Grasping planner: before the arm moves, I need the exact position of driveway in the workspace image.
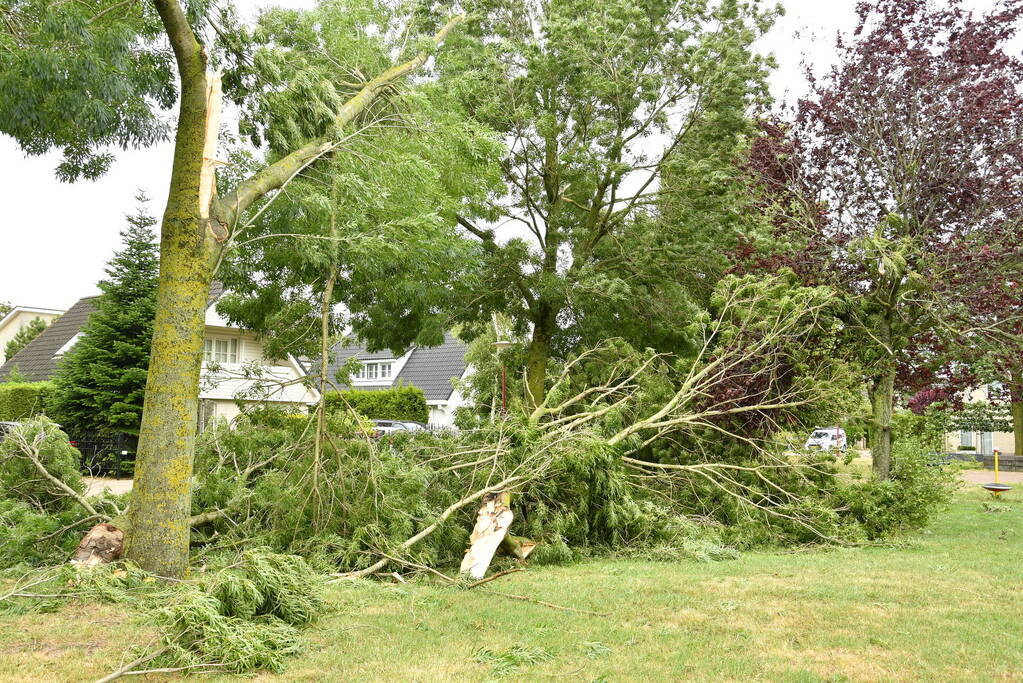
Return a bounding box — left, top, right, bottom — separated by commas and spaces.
959, 469, 1023, 484
84, 477, 133, 496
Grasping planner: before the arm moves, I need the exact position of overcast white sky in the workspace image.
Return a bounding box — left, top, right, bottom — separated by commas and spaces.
0, 0, 1009, 310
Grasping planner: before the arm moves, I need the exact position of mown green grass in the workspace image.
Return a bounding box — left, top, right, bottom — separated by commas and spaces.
1, 486, 1020, 682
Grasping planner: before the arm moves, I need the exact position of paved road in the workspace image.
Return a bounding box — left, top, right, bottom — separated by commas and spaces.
959, 469, 1023, 484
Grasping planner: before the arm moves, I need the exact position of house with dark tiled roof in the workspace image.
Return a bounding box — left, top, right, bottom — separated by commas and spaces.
0, 305, 65, 366
0, 287, 319, 425
326, 332, 470, 427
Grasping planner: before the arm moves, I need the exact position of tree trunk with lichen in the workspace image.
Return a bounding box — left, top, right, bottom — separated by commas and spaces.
868, 368, 895, 480
121, 0, 214, 577
119, 2, 464, 577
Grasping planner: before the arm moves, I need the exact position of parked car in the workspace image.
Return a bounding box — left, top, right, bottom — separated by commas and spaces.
370, 419, 429, 438
0, 421, 19, 440
804, 427, 847, 451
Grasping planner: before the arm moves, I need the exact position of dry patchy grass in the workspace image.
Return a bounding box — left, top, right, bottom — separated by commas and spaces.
1, 487, 1020, 682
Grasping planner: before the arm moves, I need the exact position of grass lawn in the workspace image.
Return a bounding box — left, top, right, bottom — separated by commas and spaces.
1, 486, 1020, 682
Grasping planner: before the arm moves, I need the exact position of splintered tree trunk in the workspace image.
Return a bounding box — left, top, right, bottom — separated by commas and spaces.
461, 492, 514, 579
1011, 369, 1023, 456
123, 0, 217, 577
868, 369, 895, 480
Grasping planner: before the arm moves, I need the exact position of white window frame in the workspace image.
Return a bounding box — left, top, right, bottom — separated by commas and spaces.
204, 337, 239, 364
355, 361, 393, 382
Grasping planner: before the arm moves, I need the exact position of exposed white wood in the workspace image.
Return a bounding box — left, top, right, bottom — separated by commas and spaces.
460, 492, 514, 580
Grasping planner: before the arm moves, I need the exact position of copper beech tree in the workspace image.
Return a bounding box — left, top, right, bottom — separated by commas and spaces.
743, 0, 1023, 477
1, 0, 466, 576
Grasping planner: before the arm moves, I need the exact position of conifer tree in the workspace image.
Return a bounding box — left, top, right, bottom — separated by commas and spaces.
48, 194, 159, 437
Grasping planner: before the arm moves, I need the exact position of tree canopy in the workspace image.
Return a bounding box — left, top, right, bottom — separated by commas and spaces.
742, 0, 1023, 476
440, 0, 778, 405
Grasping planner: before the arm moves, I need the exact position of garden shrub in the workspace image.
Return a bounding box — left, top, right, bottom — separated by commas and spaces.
0, 382, 53, 421
322, 385, 429, 423
835, 438, 960, 539
0, 416, 84, 513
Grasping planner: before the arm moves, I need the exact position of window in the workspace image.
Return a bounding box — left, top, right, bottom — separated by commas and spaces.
960, 431, 973, 448
356, 361, 393, 380
204, 337, 238, 364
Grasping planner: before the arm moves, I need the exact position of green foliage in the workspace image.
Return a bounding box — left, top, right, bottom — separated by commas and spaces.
0, 416, 84, 514
191, 415, 735, 571
0, 499, 85, 567
941, 401, 1013, 435
836, 440, 960, 540
445, 0, 779, 381
454, 322, 528, 427
0, 0, 177, 180
216, 0, 504, 362
890, 409, 946, 452
3, 365, 28, 383
151, 549, 326, 674
323, 386, 428, 423
0, 382, 52, 420
47, 194, 159, 436
474, 644, 554, 677
4, 317, 49, 360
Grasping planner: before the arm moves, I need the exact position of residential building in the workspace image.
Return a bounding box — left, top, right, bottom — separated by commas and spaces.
0, 287, 318, 425
0, 306, 64, 365
325, 332, 469, 427
943, 384, 1016, 455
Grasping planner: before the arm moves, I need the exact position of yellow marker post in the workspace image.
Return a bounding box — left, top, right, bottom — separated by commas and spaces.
982, 448, 1012, 496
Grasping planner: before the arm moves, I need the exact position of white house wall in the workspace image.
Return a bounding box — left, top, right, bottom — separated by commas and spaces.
199, 326, 318, 407
0, 308, 63, 365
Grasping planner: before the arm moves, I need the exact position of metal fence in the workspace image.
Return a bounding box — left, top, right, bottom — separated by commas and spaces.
70, 433, 137, 478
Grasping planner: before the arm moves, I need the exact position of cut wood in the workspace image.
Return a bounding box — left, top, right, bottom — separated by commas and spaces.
460, 491, 514, 579
71, 523, 124, 566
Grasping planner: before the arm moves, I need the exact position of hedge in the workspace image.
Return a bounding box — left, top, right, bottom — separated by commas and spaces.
0, 382, 54, 421
323, 385, 429, 424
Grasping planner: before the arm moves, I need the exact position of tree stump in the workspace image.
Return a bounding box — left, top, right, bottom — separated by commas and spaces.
71, 523, 124, 566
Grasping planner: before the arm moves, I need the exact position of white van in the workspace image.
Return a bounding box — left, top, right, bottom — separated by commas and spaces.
804, 427, 847, 451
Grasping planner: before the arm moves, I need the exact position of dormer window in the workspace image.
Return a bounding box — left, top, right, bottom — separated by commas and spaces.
357, 361, 392, 380
204, 337, 238, 364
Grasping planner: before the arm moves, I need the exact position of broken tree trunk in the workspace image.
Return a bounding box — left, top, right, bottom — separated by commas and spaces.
499, 534, 536, 561
460, 492, 514, 579
71, 523, 124, 566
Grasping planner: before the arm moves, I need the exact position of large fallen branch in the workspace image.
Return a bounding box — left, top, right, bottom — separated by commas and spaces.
331, 474, 525, 581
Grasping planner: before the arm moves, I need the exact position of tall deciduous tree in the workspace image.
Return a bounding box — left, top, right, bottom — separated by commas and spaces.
1, 0, 467, 576
48, 194, 160, 437
442, 0, 777, 406
746, 0, 1023, 477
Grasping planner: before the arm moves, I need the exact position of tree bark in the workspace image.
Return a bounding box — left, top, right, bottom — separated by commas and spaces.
124, 5, 465, 577
868, 368, 895, 479
1011, 368, 1022, 456
123, 0, 213, 577
524, 307, 555, 409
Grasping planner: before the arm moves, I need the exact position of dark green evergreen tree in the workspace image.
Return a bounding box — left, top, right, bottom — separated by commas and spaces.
48, 194, 159, 436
